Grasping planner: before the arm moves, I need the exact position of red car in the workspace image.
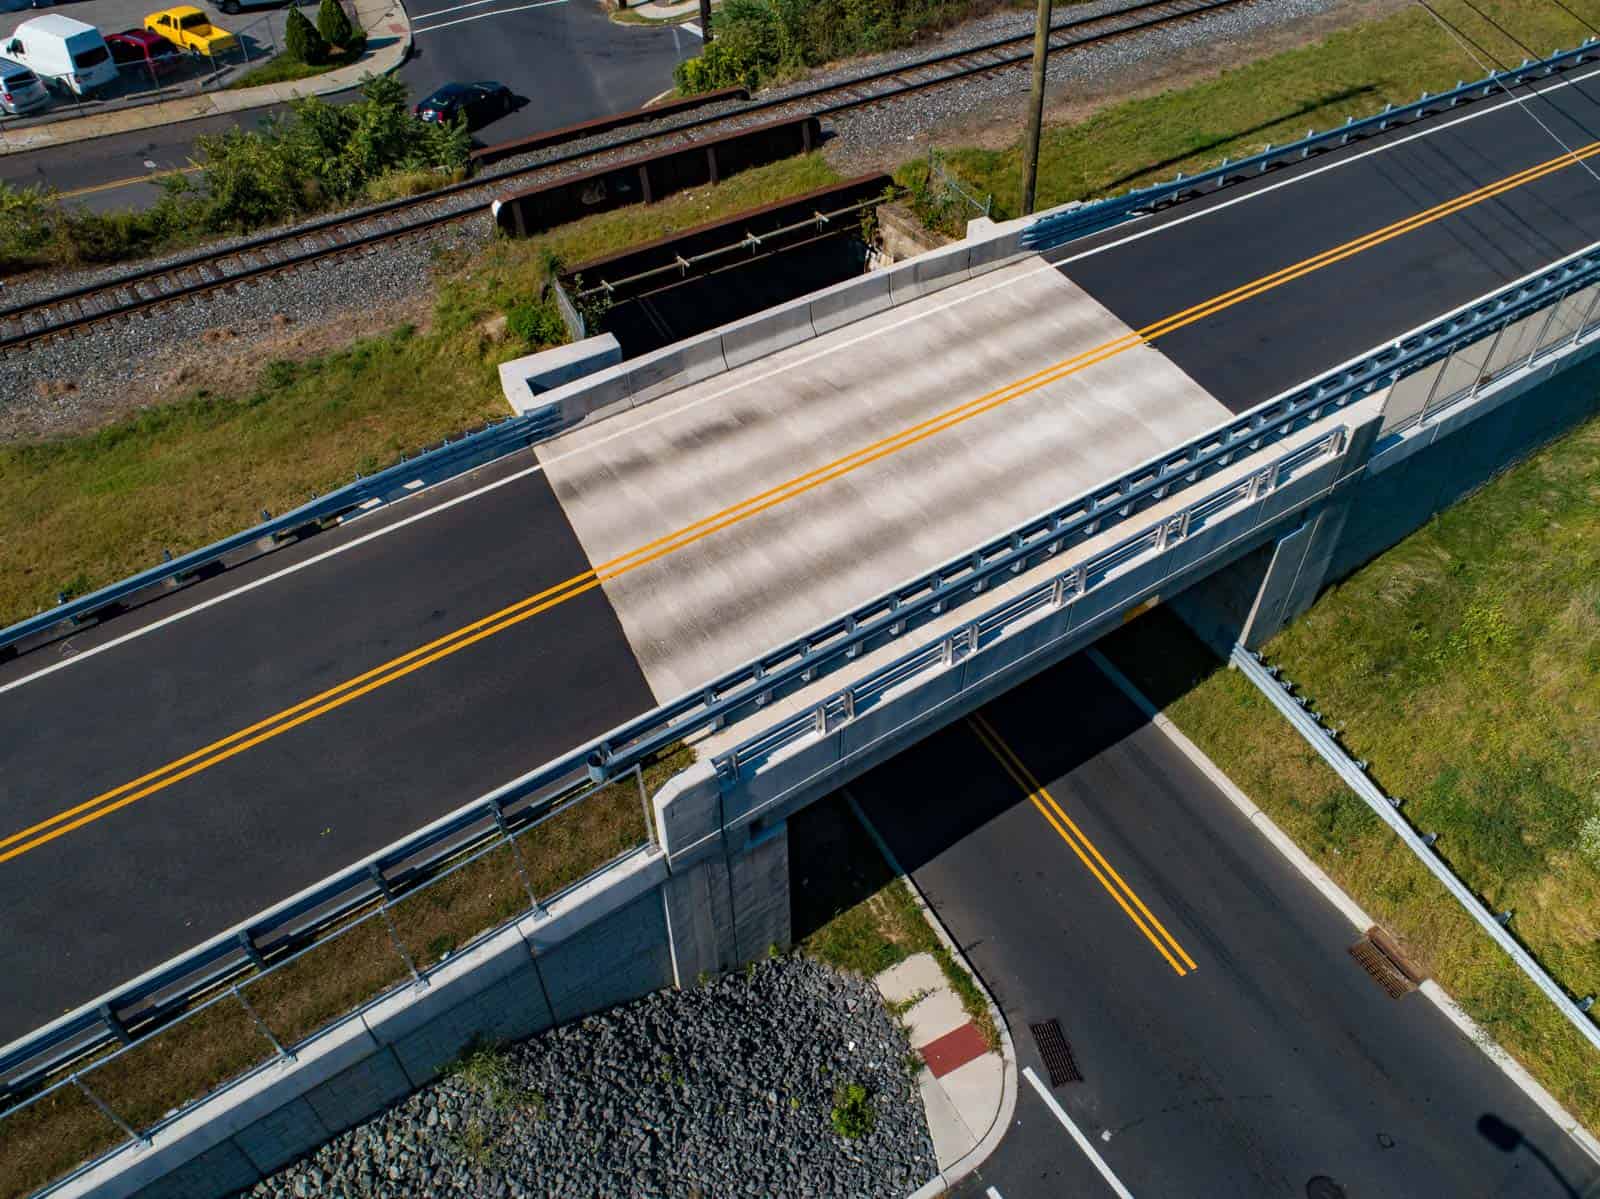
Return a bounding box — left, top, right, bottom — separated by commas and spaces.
105, 29, 182, 78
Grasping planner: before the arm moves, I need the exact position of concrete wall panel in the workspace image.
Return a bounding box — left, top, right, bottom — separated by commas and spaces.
537, 891, 674, 1024
132, 1140, 259, 1199
301, 1047, 412, 1135
624, 334, 730, 407
387, 965, 555, 1087
229, 1098, 331, 1177
888, 243, 973, 305
719, 298, 816, 370
808, 270, 893, 336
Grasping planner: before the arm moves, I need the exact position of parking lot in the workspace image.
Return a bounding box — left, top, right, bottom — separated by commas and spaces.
0, 0, 317, 126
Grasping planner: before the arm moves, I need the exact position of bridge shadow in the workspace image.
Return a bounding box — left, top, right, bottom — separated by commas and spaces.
1099, 85, 1379, 193
790, 641, 1178, 946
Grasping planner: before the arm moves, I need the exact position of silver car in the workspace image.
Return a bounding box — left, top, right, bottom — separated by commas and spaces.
0, 56, 48, 115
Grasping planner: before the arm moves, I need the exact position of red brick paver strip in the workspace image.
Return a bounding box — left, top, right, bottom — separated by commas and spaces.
919, 1020, 989, 1079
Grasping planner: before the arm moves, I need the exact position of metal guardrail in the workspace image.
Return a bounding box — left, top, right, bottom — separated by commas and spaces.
718, 429, 1349, 778
1232, 647, 1600, 1054
1021, 40, 1600, 252
2, 761, 661, 1196
0, 409, 561, 658
9, 226, 1600, 1118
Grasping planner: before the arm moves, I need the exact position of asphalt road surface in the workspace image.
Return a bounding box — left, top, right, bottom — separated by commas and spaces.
0, 0, 693, 212
850, 651, 1600, 1199
6, 62, 1600, 1041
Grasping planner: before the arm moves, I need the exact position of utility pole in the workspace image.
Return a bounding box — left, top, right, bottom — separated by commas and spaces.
699, 0, 713, 42
1020, 0, 1053, 215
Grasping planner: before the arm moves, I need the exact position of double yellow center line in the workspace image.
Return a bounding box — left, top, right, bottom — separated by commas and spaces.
968, 713, 1198, 977
5, 138, 1596, 865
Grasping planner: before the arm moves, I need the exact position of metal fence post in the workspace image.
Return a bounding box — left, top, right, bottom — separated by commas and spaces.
379, 905, 426, 988
634, 765, 656, 851
72, 1074, 149, 1147
232, 985, 295, 1063
1468, 326, 1504, 397
1573, 286, 1600, 345
494, 804, 546, 917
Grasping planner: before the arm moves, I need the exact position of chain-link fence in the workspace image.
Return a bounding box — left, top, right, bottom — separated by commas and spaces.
0, 743, 688, 1199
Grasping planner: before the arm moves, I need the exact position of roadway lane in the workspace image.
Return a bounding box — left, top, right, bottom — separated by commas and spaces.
851, 653, 1599, 1198
1060, 66, 1600, 412
0, 456, 653, 1037
0, 0, 691, 212
400, 0, 695, 143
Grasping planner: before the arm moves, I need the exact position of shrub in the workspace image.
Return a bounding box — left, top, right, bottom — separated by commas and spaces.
317, 0, 355, 49
285, 6, 329, 64
506, 300, 567, 347
829, 1083, 874, 1139
0, 182, 58, 271
677, 0, 987, 93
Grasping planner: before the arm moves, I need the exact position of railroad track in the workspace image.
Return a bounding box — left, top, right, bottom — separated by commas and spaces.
0, 0, 1251, 356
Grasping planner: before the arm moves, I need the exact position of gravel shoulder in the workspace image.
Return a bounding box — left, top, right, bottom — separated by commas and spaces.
247, 957, 935, 1199
2, 0, 1386, 440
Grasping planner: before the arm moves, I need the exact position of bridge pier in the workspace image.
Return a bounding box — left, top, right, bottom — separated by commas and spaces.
656, 761, 793, 983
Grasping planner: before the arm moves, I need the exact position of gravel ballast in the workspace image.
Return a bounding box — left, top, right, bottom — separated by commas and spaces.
247, 957, 935, 1199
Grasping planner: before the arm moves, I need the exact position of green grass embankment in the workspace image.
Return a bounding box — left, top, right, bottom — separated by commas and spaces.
1099, 407, 1600, 1135
924, 0, 1600, 221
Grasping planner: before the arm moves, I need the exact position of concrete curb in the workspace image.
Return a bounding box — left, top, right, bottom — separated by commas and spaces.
1084, 646, 1600, 1169
0, 0, 411, 156
843, 789, 1019, 1199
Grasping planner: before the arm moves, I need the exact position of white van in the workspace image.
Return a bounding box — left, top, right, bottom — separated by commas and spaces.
2, 15, 116, 96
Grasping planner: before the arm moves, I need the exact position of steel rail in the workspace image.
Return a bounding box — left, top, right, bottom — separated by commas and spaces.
0, 0, 1253, 354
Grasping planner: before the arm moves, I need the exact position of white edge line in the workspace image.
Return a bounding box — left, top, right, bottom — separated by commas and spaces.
985, 1188, 1005, 1199
1054, 61, 1600, 266
13, 64, 1599, 694
1022, 1066, 1136, 1199
412, 0, 564, 33
1084, 647, 1600, 1169
410, 0, 500, 21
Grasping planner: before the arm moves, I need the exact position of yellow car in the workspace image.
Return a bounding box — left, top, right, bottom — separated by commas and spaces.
143, 7, 237, 56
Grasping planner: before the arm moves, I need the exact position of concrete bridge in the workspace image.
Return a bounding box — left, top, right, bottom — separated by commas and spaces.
8, 48, 1600, 1199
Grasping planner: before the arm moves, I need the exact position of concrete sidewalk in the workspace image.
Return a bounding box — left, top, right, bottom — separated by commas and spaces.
0, 0, 411, 156
878, 952, 1011, 1187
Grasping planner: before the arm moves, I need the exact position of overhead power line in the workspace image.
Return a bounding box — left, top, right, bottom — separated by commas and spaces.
1410, 0, 1600, 184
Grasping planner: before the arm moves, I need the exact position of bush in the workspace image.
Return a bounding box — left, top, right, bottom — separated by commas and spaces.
676, 0, 991, 93
0, 182, 57, 271
317, 0, 356, 48
506, 300, 567, 347
829, 1082, 875, 1139
284, 6, 329, 64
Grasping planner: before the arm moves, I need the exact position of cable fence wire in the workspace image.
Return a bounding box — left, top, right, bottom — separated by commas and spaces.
0, 749, 676, 1199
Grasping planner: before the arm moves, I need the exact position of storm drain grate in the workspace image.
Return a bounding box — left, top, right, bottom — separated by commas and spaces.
1348, 927, 1423, 999
1029, 1018, 1083, 1086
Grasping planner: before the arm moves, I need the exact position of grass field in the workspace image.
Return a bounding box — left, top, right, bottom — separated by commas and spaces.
1098, 408, 1600, 1135
934, 0, 1600, 219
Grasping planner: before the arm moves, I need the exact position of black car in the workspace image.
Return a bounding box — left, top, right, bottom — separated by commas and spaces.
412, 81, 513, 129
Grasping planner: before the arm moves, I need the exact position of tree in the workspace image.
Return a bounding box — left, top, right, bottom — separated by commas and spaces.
317, 0, 355, 50
284, 6, 328, 65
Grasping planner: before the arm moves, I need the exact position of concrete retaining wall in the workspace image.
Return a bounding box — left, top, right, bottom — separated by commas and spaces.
62, 852, 680, 1199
